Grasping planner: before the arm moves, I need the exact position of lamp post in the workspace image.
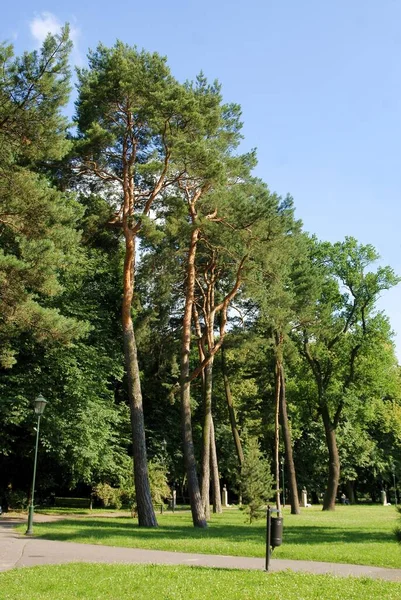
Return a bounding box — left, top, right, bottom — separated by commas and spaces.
26, 393, 47, 535
280, 457, 285, 507
392, 463, 397, 507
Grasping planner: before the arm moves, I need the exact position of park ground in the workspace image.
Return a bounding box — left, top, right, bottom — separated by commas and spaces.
1, 505, 401, 599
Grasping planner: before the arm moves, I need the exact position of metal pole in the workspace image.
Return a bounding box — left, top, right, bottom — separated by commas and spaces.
281, 460, 285, 507
26, 414, 41, 535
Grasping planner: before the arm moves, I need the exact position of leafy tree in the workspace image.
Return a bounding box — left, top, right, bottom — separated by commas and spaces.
0, 188, 133, 502
292, 237, 399, 510
336, 321, 401, 502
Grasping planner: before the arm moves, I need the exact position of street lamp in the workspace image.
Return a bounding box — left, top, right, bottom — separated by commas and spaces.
392, 463, 397, 507
280, 457, 285, 507
26, 393, 47, 535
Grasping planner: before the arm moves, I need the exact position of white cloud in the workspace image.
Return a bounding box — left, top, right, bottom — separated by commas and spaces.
30, 12, 62, 45
29, 12, 83, 65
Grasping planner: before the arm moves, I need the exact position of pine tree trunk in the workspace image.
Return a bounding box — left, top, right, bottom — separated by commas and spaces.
201, 359, 213, 519
221, 345, 244, 467
122, 230, 157, 527
279, 364, 300, 515
274, 356, 281, 512
180, 227, 207, 528
321, 403, 340, 511
210, 417, 222, 513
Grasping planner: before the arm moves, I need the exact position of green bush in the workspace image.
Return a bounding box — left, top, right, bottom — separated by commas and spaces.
148, 460, 171, 505
120, 460, 171, 516
119, 485, 136, 516
93, 461, 170, 516
7, 490, 28, 510
93, 483, 122, 509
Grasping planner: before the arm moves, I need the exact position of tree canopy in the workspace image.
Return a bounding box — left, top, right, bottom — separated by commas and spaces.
1, 31, 400, 520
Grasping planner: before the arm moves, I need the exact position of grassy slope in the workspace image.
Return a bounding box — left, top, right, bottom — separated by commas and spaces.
1, 563, 401, 600
17, 505, 401, 568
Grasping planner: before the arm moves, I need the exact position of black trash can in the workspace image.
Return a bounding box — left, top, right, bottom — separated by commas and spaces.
270, 516, 283, 548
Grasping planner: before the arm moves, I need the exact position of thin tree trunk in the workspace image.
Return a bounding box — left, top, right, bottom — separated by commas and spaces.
321, 403, 340, 511
122, 230, 157, 527
180, 227, 207, 528
193, 300, 210, 519
346, 481, 356, 504
221, 345, 244, 467
279, 363, 300, 515
210, 416, 222, 513
201, 358, 213, 519
274, 355, 281, 512
195, 274, 222, 518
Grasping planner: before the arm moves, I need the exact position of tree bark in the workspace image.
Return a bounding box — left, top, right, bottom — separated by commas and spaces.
321, 403, 340, 511
201, 358, 213, 519
210, 417, 222, 513
274, 355, 281, 512
194, 270, 222, 519
122, 230, 157, 527
180, 226, 207, 528
279, 363, 300, 514
221, 345, 244, 467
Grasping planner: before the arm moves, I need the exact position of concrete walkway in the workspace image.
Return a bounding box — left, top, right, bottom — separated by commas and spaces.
1, 518, 401, 581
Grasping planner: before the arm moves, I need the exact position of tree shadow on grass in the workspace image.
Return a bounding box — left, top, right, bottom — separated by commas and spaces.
32, 517, 396, 547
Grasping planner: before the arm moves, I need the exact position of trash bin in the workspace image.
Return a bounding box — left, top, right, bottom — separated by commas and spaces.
270, 516, 283, 548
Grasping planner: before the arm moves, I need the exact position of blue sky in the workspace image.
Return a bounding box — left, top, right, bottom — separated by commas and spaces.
3, 1, 401, 356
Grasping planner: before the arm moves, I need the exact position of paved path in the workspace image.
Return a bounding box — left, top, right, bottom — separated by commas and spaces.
1, 518, 401, 581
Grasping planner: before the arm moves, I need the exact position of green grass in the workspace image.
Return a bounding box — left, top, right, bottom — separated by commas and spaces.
16, 505, 401, 568
37, 507, 95, 516
1, 563, 401, 600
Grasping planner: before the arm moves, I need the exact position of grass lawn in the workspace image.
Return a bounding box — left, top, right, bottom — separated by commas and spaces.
16, 505, 401, 569
1, 563, 401, 600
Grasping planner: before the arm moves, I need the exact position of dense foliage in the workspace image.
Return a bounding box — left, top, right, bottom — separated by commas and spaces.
1, 29, 400, 522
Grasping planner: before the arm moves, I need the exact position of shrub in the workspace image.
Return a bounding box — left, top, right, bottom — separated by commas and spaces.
148, 460, 171, 505
120, 460, 171, 517
7, 490, 28, 510
93, 483, 122, 509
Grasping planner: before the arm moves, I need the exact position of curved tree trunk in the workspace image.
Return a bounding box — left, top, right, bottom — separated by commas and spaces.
180, 227, 207, 528
279, 364, 300, 515
122, 230, 157, 527
321, 403, 340, 511
210, 416, 222, 513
